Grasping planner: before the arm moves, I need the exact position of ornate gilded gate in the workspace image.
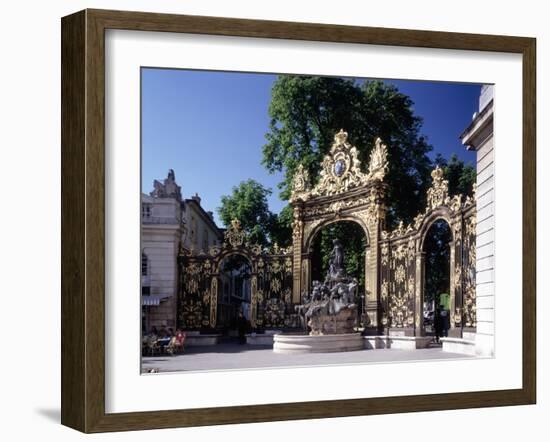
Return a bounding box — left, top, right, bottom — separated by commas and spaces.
289, 130, 389, 329
378, 166, 477, 335
177, 220, 298, 331
178, 129, 477, 337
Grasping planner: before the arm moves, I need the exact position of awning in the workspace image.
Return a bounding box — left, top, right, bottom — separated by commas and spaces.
142, 295, 170, 306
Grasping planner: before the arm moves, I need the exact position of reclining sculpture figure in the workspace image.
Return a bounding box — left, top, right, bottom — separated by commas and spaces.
296, 240, 360, 335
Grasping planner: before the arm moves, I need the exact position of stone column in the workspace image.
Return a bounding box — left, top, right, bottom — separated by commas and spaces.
364, 182, 387, 332
209, 275, 218, 328
291, 206, 304, 304
365, 231, 379, 330
301, 255, 311, 297
250, 274, 258, 328
449, 241, 456, 332
415, 251, 425, 336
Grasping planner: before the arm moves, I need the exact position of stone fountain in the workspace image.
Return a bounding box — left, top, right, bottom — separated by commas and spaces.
273, 239, 364, 353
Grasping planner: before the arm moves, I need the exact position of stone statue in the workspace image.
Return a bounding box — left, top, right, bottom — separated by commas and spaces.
297, 239, 361, 335
327, 239, 345, 281
149, 169, 182, 201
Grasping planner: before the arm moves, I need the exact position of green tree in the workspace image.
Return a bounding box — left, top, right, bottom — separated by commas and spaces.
423, 219, 453, 306
262, 76, 434, 230
268, 205, 293, 248
311, 221, 367, 289
433, 153, 476, 197
217, 179, 275, 247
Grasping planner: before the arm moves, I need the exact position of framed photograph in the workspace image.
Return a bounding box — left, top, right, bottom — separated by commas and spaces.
61, 9, 536, 433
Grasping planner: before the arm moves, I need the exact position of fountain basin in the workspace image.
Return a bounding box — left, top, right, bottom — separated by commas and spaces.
273, 332, 363, 354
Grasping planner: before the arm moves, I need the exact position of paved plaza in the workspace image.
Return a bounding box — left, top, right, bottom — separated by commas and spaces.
141, 342, 474, 374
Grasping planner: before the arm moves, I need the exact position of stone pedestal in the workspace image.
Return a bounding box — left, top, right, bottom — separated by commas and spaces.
309, 306, 357, 335
246, 330, 282, 345
441, 337, 476, 355
273, 333, 363, 354
184, 332, 221, 346
364, 335, 432, 350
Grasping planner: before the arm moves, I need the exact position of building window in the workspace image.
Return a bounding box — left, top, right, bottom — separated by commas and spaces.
142, 203, 152, 219
191, 216, 197, 246
141, 253, 148, 276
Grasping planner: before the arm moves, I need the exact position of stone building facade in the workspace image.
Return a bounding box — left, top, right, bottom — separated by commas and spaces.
141, 170, 222, 332
460, 85, 495, 357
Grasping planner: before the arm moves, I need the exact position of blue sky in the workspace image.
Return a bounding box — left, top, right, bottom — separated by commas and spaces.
141, 69, 482, 227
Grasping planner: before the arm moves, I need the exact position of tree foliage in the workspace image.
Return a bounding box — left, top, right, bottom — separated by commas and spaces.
219, 77, 476, 302
262, 76, 434, 228
434, 153, 476, 197
217, 179, 275, 247
311, 221, 367, 289
424, 219, 452, 306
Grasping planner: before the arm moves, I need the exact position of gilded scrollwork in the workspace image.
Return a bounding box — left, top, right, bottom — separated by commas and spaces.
183, 263, 201, 293
381, 279, 389, 301
388, 294, 414, 328
263, 298, 286, 328
454, 265, 462, 289
292, 208, 303, 241
464, 183, 477, 207
381, 243, 389, 265
453, 221, 462, 242
427, 166, 449, 210
284, 257, 292, 272
407, 277, 415, 298
224, 219, 245, 248
368, 137, 389, 181
449, 194, 462, 213
179, 299, 202, 329
294, 130, 389, 199
208, 244, 220, 257
462, 212, 477, 327
209, 277, 218, 327
290, 164, 311, 202
413, 214, 424, 230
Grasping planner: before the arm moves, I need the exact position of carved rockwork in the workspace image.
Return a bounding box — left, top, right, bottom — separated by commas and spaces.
296, 245, 359, 335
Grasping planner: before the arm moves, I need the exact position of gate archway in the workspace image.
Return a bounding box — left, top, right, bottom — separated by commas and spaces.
177, 219, 297, 332
378, 166, 477, 336
289, 130, 389, 329
177, 129, 477, 340
217, 253, 253, 330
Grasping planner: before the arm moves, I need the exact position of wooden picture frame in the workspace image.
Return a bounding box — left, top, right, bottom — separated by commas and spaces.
61, 8, 536, 433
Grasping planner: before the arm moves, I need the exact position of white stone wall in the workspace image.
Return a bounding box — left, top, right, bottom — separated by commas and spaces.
142, 194, 182, 223
458, 86, 495, 357
475, 134, 495, 357
142, 225, 180, 329
183, 202, 221, 253
141, 193, 182, 331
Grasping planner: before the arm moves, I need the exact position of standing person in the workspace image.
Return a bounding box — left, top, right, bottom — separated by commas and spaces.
236, 311, 249, 345
434, 306, 443, 343
438, 288, 451, 339
440, 306, 450, 338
